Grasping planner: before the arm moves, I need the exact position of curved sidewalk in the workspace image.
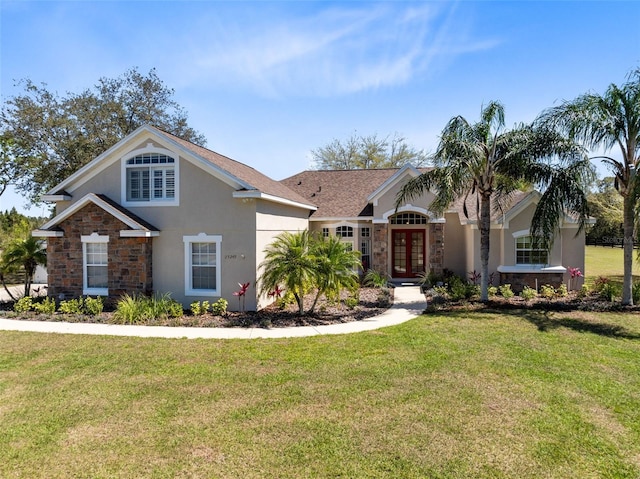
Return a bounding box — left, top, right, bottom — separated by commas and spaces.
0, 286, 427, 339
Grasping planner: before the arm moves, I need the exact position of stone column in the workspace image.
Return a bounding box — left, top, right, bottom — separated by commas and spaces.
372, 223, 388, 274
429, 223, 444, 275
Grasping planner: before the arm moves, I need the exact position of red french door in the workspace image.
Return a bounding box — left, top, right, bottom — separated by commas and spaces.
392, 230, 425, 278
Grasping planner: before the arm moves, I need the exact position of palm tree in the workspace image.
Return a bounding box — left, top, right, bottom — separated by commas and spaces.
1, 236, 47, 298
396, 101, 593, 301
258, 230, 317, 315
537, 70, 640, 305
309, 234, 361, 313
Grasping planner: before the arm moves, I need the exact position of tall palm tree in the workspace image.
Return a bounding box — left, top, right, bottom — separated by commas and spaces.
538, 69, 640, 305
396, 101, 593, 301
309, 234, 361, 313
1, 236, 47, 298
258, 230, 317, 315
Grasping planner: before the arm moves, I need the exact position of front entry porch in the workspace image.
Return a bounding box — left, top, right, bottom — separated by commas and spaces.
372, 221, 444, 280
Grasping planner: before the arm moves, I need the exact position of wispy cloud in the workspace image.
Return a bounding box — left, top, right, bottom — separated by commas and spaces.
178, 3, 499, 98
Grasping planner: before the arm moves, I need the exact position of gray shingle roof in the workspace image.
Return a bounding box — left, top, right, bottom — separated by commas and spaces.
281, 169, 402, 218
282, 168, 533, 221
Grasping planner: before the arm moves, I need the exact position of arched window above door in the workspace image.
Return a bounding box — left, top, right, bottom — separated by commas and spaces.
390, 212, 427, 225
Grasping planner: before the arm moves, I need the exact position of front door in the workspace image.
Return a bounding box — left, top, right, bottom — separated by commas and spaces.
392, 229, 425, 278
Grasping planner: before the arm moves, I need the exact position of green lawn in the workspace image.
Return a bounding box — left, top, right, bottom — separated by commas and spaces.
585, 245, 640, 287
1, 309, 639, 478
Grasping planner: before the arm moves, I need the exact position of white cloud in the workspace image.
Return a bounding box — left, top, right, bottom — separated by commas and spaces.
177, 2, 498, 97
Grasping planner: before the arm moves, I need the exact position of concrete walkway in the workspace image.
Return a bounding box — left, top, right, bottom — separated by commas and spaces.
0, 286, 427, 339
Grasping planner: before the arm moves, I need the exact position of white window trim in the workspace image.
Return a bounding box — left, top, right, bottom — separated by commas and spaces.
121, 143, 180, 207
183, 233, 222, 297
513, 230, 548, 267
81, 233, 109, 296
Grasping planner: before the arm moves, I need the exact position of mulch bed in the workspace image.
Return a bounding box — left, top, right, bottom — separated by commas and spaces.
425, 291, 640, 313
0, 287, 395, 329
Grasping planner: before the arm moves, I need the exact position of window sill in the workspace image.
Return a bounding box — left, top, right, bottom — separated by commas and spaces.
84, 288, 108, 296
185, 289, 219, 297
497, 265, 567, 274
122, 200, 179, 208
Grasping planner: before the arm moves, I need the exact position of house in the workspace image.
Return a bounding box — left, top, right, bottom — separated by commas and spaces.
34, 126, 586, 310
33, 125, 316, 311
281, 168, 587, 292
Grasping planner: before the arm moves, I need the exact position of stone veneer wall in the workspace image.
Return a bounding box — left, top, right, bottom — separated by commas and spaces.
429, 223, 444, 275
47, 203, 153, 301
371, 222, 445, 277
372, 224, 388, 274
499, 272, 564, 293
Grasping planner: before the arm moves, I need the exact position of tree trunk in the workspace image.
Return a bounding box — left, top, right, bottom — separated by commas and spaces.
621, 192, 635, 305
479, 194, 492, 302
0, 273, 17, 302
294, 291, 305, 315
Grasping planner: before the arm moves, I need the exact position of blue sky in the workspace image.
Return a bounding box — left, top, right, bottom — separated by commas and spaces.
1, 0, 639, 216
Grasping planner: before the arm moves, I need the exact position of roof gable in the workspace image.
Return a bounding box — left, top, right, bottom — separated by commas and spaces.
45, 125, 315, 211
366, 164, 424, 205
34, 193, 160, 237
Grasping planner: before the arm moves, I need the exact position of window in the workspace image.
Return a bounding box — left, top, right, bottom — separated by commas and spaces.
361, 239, 371, 271
516, 235, 548, 265
336, 226, 353, 237
361, 227, 370, 238
322, 227, 329, 238
184, 234, 222, 296
82, 234, 109, 296
390, 213, 427, 225
122, 146, 178, 206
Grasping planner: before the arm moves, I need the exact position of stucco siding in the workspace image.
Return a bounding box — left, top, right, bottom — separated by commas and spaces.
561, 227, 586, 289
255, 201, 310, 309
442, 212, 466, 277
372, 174, 436, 220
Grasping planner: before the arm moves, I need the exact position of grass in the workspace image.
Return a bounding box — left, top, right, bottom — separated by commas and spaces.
585, 245, 640, 287
1, 309, 640, 478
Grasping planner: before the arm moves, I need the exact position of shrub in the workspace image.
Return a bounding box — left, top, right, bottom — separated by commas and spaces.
14, 296, 34, 313
345, 296, 359, 309
593, 276, 610, 294
112, 294, 151, 324
633, 282, 640, 304
556, 283, 568, 298
520, 286, 537, 301
498, 284, 514, 299
539, 284, 556, 300
447, 275, 478, 301
577, 284, 590, 299
363, 269, 388, 288
600, 282, 621, 302
138, 293, 183, 320
190, 301, 208, 316
34, 297, 56, 314
84, 296, 104, 316
58, 298, 84, 314
488, 285, 498, 297
167, 301, 184, 318
376, 288, 392, 307
211, 298, 228, 316
433, 285, 449, 299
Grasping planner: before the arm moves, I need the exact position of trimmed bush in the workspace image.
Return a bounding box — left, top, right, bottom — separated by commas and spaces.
498, 284, 514, 299
211, 298, 228, 316
14, 297, 34, 313
34, 297, 57, 314
520, 286, 537, 301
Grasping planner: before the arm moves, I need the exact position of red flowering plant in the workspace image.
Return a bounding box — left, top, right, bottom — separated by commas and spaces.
268, 285, 284, 299
233, 282, 250, 312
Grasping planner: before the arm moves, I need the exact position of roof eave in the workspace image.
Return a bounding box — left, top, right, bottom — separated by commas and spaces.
232, 190, 317, 211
